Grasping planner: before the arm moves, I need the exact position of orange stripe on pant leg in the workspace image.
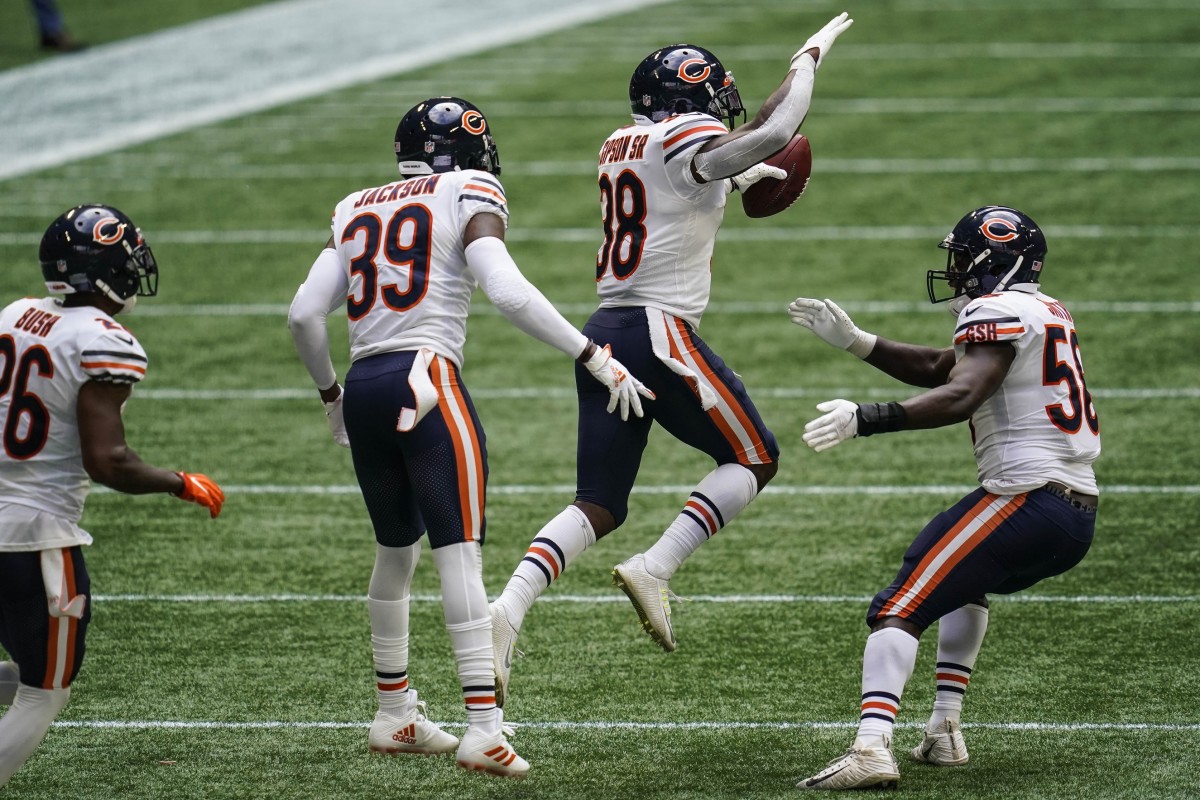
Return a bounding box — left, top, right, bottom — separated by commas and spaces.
882, 494, 1028, 619
62, 548, 78, 686
665, 325, 745, 461
895, 494, 1027, 619
672, 318, 770, 464
443, 361, 485, 540
42, 616, 61, 689
878, 493, 1000, 618
430, 358, 475, 541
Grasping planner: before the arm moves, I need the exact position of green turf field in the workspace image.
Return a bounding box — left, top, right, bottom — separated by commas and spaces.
1, 0, 1199, 797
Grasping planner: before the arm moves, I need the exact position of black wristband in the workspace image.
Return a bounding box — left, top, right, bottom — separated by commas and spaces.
855, 402, 908, 437
577, 340, 597, 363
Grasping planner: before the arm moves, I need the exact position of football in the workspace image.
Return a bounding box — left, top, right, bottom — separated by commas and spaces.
740, 134, 812, 218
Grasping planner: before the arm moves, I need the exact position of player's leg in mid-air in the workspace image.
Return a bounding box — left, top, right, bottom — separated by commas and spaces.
490, 309, 656, 706
490, 309, 778, 707
610, 310, 778, 653
345, 352, 527, 777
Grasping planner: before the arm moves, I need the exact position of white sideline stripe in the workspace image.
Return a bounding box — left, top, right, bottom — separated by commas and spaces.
479, 98, 1200, 117
90, 484, 1200, 496
132, 387, 1200, 401
92, 593, 1200, 604
50, 719, 1200, 732
5, 226, 1200, 248
57, 300, 1200, 317
0, 0, 669, 180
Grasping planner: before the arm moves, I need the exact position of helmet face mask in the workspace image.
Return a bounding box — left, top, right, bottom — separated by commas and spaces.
39, 205, 158, 309
928, 206, 1047, 308
393, 97, 501, 178
629, 44, 746, 128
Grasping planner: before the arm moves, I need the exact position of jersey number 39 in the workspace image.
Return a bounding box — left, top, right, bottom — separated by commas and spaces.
343, 205, 433, 320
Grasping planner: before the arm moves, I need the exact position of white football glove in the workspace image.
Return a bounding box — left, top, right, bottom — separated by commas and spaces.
788, 297, 877, 358
582, 344, 655, 421
724, 162, 788, 194
791, 11, 854, 71
802, 399, 859, 452
323, 392, 351, 448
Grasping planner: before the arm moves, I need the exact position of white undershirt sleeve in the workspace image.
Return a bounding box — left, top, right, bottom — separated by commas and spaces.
692, 56, 816, 182
464, 236, 588, 359
287, 247, 348, 390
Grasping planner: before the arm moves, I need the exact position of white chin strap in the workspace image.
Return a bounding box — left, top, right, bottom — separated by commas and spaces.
95, 279, 136, 312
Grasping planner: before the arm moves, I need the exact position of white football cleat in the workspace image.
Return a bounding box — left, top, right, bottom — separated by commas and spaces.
456, 723, 529, 778
911, 719, 969, 766
367, 693, 458, 756
490, 601, 519, 709
612, 554, 676, 652
796, 739, 900, 791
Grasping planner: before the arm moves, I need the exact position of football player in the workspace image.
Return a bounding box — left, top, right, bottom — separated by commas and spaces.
0, 205, 223, 787
790, 206, 1100, 790
488, 13, 855, 701
287, 97, 652, 778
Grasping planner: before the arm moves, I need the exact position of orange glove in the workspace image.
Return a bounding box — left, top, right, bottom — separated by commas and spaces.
175, 472, 225, 518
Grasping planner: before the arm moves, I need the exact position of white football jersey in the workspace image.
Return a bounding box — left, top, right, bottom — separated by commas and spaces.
953, 289, 1100, 495
595, 113, 730, 328
0, 297, 147, 544
330, 169, 509, 367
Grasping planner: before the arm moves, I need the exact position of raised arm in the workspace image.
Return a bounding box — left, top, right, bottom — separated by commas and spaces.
690, 12, 853, 183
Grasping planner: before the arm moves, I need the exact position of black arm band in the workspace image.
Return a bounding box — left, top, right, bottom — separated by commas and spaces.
855, 402, 908, 437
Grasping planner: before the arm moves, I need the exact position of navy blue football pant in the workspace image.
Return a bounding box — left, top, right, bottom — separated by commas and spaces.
574, 307, 778, 527
0, 547, 90, 689
342, 350, 489, 550
868, 486, 1095, 629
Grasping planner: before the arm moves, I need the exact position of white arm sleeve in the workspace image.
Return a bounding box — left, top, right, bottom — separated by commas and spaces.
464, 236, 589, 359
692, 56, 816, 182
287, 247, 348, 390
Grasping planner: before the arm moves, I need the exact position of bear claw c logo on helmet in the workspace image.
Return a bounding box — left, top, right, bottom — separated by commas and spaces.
461, 110, 487, 135
980, 218, 1019, 243
92, 217, 127, 246
676, 58, 712, 84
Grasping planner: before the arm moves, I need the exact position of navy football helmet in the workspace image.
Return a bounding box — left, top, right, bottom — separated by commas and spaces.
394, 97, 500, 177
39, 205, 158, 307
928, 206, 1047, 305
629, 44, 745, 127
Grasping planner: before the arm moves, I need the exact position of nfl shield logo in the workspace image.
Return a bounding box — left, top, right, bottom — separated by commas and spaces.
424, 141, 435, 154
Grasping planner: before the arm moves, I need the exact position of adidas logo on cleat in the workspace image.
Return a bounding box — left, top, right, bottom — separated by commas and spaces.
392, 724, 418, 745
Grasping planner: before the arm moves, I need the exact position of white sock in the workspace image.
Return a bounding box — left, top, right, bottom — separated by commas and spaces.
856, 627, 920, 748
367, 543, 419, 715
642, 464, 757, 579
929, 603, 988, 728
0, 663, 17, 706
0, 684, 70, 787
496, 505, 595, 631
432, 542, 498, 734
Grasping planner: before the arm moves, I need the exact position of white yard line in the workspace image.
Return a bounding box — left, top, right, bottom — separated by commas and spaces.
0, 0, 670, 181
71, 300, 1200, 317
132, 387, 1200, 401
92, 593, 1199, 604
4, 226, 1200, 248
21, 156, 1200, 181
51, 718, 1200, 732
89, 484, 1200, 496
